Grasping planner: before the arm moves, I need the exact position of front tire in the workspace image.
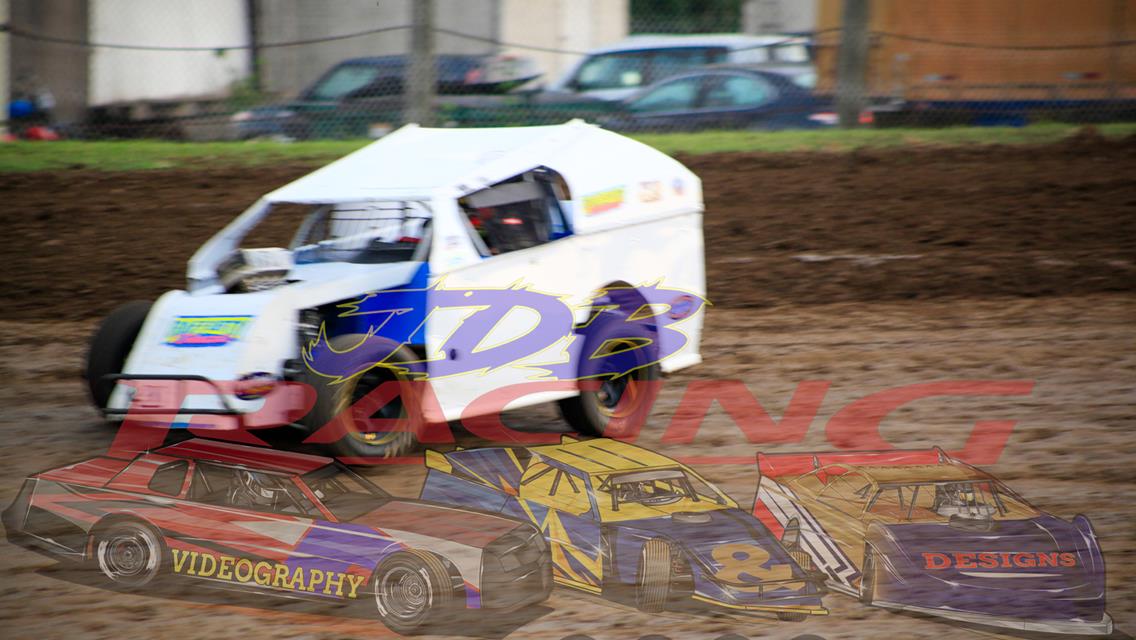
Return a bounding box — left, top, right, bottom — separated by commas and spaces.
859, 547, 877, 605
373, 550, 455, 635
85, 300, 151, 413
635, 539, 674, 613
93, 520, 165, 589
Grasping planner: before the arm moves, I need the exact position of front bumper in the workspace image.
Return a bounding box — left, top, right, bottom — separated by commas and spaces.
874, 599, 1113, 636
479, 527, 553, 610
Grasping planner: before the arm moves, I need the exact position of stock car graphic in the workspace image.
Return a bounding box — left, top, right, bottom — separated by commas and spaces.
752, 448, 1112, 635
3, 439, 551, 634
420, 436, 827, 620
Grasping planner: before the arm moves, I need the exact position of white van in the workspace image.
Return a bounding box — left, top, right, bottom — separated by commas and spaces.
546, 34, 813, 102
86, 121, 706, 458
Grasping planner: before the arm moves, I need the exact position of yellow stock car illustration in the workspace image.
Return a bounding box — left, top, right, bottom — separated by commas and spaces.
420, 436, 826, 618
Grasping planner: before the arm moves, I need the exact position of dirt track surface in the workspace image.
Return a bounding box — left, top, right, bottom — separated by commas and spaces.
1, 134, 1134, 320
1, 138, 1134, 640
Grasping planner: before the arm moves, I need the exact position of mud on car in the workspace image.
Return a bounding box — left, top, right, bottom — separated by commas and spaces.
84, 121, 707, 458
3, 439, 550, 634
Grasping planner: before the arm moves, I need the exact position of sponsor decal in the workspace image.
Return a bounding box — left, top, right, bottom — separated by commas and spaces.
582, 187, 625, 216
638, 180, 663, 203
165, 315, 252, 348
171, 549, 367, 598
922, 551, 1077, 570
668, 294, 697, 319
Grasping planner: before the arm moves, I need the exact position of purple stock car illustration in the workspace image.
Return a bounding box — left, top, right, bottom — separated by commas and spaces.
752, 448, 1112, 635
3, 439, 551, 634
420, 436, 828, 619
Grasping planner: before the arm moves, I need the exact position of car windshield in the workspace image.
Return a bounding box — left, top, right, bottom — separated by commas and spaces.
571, 47, 726, 91
301, 464, 390, 521
868, 480, 1038, 522
289, 201, 432, 264
597, 468, 728, 513
306, 63, 386, 101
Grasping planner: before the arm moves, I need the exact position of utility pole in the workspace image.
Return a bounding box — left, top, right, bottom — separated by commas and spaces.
836, 0, 870, 128
407, 0, 436, 126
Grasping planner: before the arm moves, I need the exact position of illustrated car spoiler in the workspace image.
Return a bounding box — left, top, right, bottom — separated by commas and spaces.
756, 447, 953, 480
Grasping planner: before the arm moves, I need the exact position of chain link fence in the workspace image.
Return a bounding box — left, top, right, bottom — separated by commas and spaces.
4, 0, 1134, 140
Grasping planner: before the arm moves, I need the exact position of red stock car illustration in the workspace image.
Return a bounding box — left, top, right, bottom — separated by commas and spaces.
3, 439, 551, 634
752, 448, 1112, 635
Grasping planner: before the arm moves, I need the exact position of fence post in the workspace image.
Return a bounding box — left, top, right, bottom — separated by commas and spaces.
836, 0, 870, 128
407, 0, 436, 126
0, 0, 8, 138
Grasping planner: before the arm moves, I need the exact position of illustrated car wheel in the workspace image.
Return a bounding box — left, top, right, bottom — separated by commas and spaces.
302, 334, 420, 459
635, 538, 674, 613
558, 320, 661, 438
373, 550, 455, 635
776, 551, 815, 622
859, 547, 877, 605
85, 300, 151, 413
93, 520, 165, 589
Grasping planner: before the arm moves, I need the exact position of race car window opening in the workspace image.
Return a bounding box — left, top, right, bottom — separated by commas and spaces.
288, 201, 433, 265
598, 468, 725, 512
866, 481, 1037, 522
460, 170, 569, 257
188, 462, 318, 517
301, 464, 390, 521
148, 460, 189, 497
519, 463, 591, 516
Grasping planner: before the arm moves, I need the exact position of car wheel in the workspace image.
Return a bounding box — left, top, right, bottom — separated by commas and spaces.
85, 300, 151, 413
635, 538, 674, 613
373, 550, 455, 634
558, 320, 661, 438
859, 547, 877, 605
302, 334, 420, 460
94, 520, 165, 588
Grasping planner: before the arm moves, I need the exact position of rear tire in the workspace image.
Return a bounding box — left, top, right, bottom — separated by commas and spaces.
301, 334, 420, 459
558, 320, 661, 437
85, 300, 152, 413
373, 550, 455, 635
635, 539, 674, 613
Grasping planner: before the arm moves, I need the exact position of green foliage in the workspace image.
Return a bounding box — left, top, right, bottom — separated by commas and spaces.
630, 0, 744, 34
2, 124, 1132, 172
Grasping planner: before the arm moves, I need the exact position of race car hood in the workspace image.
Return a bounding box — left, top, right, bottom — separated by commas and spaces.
353, 499, 524, 549
620, 508, 806, 581
880, 515, 1103, 585
108, 260, 422, 413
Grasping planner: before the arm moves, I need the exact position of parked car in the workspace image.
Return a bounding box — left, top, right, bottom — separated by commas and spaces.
752, 448, 1112, 635
231, 54, 540, 139
600, 65, 828, 132
420, 436, 828, 619
3, 438, 551, 634
544, 34, 815, 103
84, 122, 707, 459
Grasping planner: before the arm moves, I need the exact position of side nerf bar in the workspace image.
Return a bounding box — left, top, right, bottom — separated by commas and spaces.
101, 374, 239, 415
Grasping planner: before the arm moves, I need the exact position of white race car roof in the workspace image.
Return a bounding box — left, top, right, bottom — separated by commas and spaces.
264, 121, 702, 233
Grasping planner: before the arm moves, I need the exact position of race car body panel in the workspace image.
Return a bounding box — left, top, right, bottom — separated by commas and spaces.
752, 448, 1112, 635
421, 436, 826, 615
4, 439, 551, 611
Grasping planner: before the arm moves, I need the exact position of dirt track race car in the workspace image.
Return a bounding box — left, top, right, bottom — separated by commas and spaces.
752, 448, 1112, 635
84, 121, 707, 459
3, 439, 551, 634
420, 436, 827, 619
